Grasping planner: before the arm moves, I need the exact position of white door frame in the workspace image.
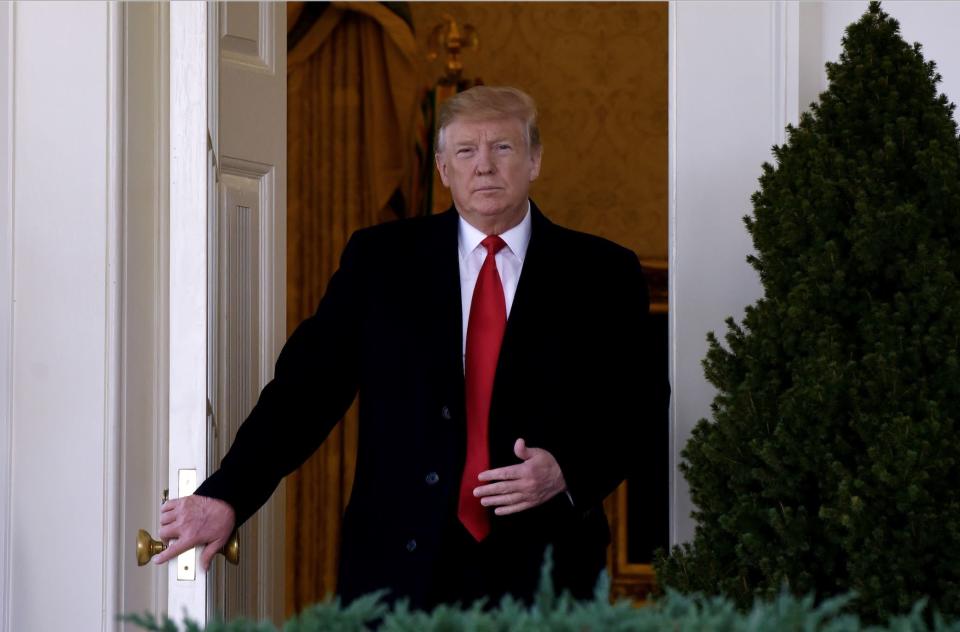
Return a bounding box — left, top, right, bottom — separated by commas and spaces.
2, 3, 125, 629
667, 0, 800, 547
0, 3, 15, 629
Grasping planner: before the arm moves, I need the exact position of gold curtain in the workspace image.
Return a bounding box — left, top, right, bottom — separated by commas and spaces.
285, 2, 420, 615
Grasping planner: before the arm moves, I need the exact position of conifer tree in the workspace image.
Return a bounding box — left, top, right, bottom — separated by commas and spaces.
655, 2, 960, 621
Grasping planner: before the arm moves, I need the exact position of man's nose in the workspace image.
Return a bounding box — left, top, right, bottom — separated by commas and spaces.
474, 147, 496, 174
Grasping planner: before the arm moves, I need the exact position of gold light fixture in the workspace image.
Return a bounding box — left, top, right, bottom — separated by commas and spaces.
426, 15, 480, 85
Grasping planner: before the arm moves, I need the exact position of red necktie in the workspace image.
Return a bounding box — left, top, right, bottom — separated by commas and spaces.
458, 235, 507, 542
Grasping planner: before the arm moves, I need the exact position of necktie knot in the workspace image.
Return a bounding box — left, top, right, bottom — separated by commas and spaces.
481, 235, 507, 257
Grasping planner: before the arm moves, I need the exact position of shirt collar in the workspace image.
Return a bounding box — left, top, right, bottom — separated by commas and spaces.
457, 200, 532, 262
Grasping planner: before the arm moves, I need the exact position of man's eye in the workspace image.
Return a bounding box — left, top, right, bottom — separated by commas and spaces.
457, 148, 474, 156
497, 144, 512, 151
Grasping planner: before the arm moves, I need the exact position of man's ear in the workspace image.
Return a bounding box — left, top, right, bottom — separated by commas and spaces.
529, 145, 543, 182
435, 153, 450, 187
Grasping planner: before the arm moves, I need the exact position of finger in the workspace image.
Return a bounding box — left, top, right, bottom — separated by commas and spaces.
159, 510, 177, 526
160, 500, 178, 514
477, 464, 524, 482
474, 481, 521, 497
200, 537, 226, 571
153, 537, 193, 565
158, 523, 180, 541
480, 493, 524, 507
494, 501, 535, 516
514, 437, 531, 461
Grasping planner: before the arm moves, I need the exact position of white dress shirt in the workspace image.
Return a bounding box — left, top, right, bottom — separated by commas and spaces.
457, 202, 532, 366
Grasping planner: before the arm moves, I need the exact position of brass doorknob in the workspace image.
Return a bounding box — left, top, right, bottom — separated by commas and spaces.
136, 529, 240, 566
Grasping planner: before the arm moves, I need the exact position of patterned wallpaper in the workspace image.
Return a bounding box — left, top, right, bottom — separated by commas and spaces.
409, 2, 668, 262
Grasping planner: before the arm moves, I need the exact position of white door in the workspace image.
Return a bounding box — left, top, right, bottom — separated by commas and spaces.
166, 0, 212, 622
165, 1, 286, 625
208, 1, 287, 625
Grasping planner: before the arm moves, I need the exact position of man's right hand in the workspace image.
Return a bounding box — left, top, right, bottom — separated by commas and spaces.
154, 495, 236, 571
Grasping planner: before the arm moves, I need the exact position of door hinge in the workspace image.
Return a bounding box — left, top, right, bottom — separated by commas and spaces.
207, 397, 218, 440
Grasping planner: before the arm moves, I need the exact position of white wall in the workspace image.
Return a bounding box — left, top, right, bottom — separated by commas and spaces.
670, 0, 793, 545
1, 2, 123, 630
670, 0, 960, 545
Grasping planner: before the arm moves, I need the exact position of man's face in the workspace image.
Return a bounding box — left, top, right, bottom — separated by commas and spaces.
435, 116, 542, 234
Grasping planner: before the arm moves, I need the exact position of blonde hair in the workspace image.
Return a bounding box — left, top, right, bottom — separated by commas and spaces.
435, 86, 541, 153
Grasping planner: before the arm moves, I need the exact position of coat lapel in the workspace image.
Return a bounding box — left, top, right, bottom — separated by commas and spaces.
498, 202, 555, 368
488, 203, 558, 464
424, 208, 466, 411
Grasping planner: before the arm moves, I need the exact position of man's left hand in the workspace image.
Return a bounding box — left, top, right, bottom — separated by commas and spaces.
474, 438, 567, 516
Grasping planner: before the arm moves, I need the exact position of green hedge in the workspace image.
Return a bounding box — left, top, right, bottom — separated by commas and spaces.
125, 574, 960, 632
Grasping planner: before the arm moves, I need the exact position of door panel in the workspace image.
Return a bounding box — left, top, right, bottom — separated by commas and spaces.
208, 2, 286, 625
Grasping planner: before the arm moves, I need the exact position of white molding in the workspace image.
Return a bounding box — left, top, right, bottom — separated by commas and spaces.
798, 1, 825, 118
257, 157, 283, 620
208, 2, 219, 174
219, 2, 275, 74
771, 1, 801, 143
121, 1, 169, 622
217, 156, 276, 390
153, 2, 171, 616
168, 1, 208, 622
103, 5, 124, 630
0, 3, 15, 631
217, 155, 284, 620
219, 156, 271, 177
667, 0, 679, 549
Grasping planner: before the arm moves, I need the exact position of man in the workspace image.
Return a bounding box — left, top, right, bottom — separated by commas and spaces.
155, 86, 668, 609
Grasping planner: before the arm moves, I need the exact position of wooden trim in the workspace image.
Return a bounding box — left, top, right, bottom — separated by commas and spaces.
605, 482, 658, 603
640, 259, 668, 315
607, 257, 668, 601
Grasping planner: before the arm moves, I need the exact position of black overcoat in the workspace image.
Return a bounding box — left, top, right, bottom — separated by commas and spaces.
196, 202, 669, 608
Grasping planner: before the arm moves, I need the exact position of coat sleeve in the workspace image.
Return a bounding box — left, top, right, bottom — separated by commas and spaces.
195, 232, 365, 527
547, 250, 670, 511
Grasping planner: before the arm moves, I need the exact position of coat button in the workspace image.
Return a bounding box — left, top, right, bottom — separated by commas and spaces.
441, 405, 452, 420
425, 472, 439, 486
405, 539, 417, 552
